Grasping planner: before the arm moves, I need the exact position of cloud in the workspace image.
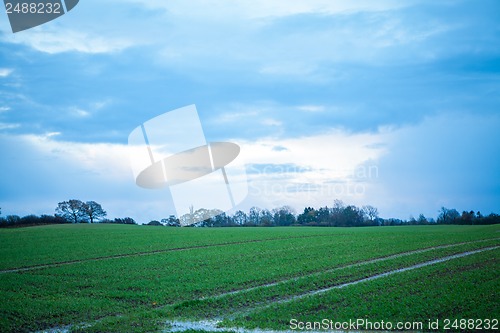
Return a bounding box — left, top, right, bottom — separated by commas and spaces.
117, 0, 450, 79
1, 0, 145, 54
236, 128, 389, 210
258, 62, 318, 77
0, 68, 14, 77
297, 105, 325, 113
2, 133, 132, 180
261, 118, 282, 127
216, 110, 259, 123
66, 99, 114, 118
0, 126, 388, 220
1, 0, 499, 222
0, 133, 167, 222
370, 112, 500, 219
90, 100, 113, 110
3, 29, 133, 54
0, 123, 20, 130
122, 0, 415, 19
272, 145, 289, 152
69, 107, 91, 118
1, 112, 499, 221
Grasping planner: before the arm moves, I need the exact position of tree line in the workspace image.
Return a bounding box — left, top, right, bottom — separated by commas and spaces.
1, 200, 499, 228
0, 200, 136, 228
147, 200, 500, 227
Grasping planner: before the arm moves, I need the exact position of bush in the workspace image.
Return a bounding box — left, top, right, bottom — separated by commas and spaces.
146, 220, 163, 226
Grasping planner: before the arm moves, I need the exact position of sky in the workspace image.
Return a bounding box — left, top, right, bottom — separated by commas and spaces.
0, 0, 499, 223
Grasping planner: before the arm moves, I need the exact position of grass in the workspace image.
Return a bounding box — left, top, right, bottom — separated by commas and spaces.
0, 224, 338, 270
167, 240, 499, 320
0, 224, 498, 332
227, 248, 499, 332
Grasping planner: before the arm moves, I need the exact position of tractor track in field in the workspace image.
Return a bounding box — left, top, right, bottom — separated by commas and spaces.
31, 239, 499, 333
265, 245, 500, 306
4, 236, 497, 276
199, 237, 500, 301
165, 245, 500, 333
0, 233, 338, 274
157, 238, 500, 316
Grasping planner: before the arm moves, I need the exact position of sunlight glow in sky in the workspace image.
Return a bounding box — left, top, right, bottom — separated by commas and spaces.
1, 0, 499, 222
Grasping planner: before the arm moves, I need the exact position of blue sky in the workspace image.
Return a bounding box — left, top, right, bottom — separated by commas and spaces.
1, 0, 499, 222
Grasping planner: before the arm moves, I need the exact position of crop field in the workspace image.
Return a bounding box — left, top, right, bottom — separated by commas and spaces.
0, 224, 498, 333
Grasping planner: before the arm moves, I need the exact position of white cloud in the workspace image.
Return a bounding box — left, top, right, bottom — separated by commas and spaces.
17, 134, 132, 179
297, 105, 325, 113
261, 118, 282, 127
216, 110, 259, 123
91, 100, 113, 110
0, 0, 462, 71
123, 0, 415, 19
3, 112, 498, 221
0, 107, 11, 113
0, 68, 14, 77
122, 0, 442, 76
66, 100, 113, 118
0, 123, 20, 130
44, 132, 62, 138
0, 133, 154, 220
258, 62, 318, 77
209, 102, 279, 126
242, 129, 387, 181
236, 128, 389, 210
370, 18, 454, 50
3, 29, 133, 54
0, 126, 388, 220
70, 107, 91, 118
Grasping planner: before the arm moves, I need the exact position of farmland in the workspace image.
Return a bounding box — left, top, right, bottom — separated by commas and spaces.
0, 224, 498, 332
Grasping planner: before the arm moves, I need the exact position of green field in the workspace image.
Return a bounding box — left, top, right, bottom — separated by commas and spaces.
0, 224, 498, 332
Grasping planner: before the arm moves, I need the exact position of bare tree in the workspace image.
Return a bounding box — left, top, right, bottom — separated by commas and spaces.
82, 201, 107, 223
330, 199, 345, 226
438, 207, 460, 224
362, 205, 379, 224
56, 199, 86, 223
248, 207, 261, 226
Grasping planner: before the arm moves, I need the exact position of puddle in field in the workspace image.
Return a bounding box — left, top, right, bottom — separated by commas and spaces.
165, 320, 397, 333
35, 328, 70, 333
34, 321, 95, 333
35, 323, 92, 333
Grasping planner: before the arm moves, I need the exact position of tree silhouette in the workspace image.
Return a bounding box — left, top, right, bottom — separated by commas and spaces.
437, 207, 460, 224
56, 200, 86, 223
83, 201, 107, 223
362, 205, 379, 225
